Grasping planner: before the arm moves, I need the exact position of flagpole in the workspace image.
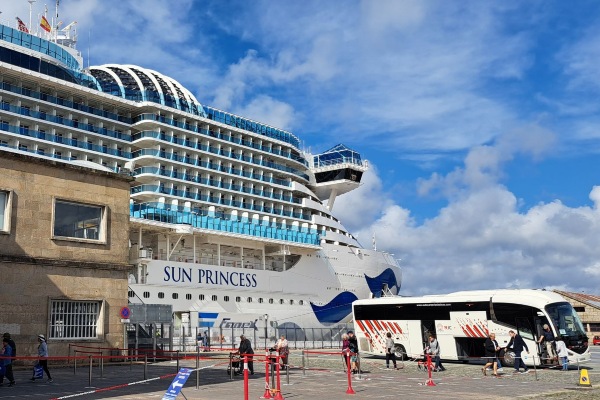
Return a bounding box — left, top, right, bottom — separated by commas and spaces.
28, 0, 37, 32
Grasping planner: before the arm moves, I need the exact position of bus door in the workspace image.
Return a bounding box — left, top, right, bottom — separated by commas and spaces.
421, 320, 436, 350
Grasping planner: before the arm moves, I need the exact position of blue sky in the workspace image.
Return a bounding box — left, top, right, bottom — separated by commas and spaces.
4, 0, 600, 295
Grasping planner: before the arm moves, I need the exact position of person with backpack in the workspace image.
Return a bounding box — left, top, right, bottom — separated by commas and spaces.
347, 331, 359, 373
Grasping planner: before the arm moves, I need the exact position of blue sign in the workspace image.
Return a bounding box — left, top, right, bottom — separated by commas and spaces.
162, 368, 193, 400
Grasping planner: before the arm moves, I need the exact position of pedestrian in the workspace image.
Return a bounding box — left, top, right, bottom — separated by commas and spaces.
31, 334, 53, 382
537, 324, 557, 365
204, 331, 210, 351
427, 334, 445, 371
555, 338, 569, 371
276, 334, 289, 367
196, 331, 203, 351
347, 331, 359, 374
385, 332, 398, 369
2, 333, 15, 359
237, 335, 254, 374
505, 330, 530, 374
482, 333, 500, 376
0, 337, 16, 386
341, 333, 350, 371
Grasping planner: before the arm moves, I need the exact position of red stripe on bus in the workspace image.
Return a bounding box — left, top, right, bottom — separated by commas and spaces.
393, 322, 403, 334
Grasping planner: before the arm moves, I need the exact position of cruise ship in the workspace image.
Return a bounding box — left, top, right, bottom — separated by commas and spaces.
0, 17, 401, 337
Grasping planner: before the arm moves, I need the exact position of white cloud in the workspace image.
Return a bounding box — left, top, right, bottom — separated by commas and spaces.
335, 125, 600, 296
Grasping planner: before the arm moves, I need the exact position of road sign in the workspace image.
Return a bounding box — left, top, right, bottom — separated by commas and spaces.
120, 307, 131, 319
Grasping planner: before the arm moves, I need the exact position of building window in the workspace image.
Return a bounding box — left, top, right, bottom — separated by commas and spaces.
290, 300, 294, 305
299, 300, 304, 306
247, 297, 253, 303
53, 200, 105, 242
279, 299, 284, 304
574, 306, 585, 312
0, 190, 12, 233
258, 298, 263, 304
49, 300, 103, 340
269, 299, 274, 304
128, 290, 134, 298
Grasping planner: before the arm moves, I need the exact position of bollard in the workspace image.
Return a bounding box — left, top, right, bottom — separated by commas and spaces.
274, 352, 285, 400
243, 355, 249, 400
144, 354, 148, 380
302, 350, 305, 376
176, 350, 180, 372
286, 364, 289, 385
74, 350, 77, 375
100, 354, 104, 378
425, 354, 436, 386
88, 355, 93, 387
230, 353, 235, 380
345, 350, 355, 395
262, 351, 272, 399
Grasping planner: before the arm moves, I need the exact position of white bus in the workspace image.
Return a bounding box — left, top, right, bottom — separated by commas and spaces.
352, 289, 591, 366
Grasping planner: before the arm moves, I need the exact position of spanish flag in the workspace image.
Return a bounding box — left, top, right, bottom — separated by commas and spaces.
40, 16, 52, 33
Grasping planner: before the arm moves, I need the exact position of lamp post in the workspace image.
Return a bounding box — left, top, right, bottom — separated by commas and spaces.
264, 314, 269, 349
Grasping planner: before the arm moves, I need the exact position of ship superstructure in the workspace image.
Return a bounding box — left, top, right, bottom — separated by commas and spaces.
0, 19, 401, 337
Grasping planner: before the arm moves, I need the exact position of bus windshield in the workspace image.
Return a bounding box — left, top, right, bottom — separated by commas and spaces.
545, 302, 586, 337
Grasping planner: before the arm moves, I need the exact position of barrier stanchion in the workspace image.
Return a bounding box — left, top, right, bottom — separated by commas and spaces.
196, 347, 200, 390
74, 350, 77, 375
345, 350, 355, 395
425, 354, 436, 386
302, 350, 305, 376
230, 353, 235, 380
100, 354, 104, 378
262, 351, 272, 399
144, 354, 147, 380
286, 365, 289, 385
274, 352, 285, 400
176, 350, 180, 372
243, 355, 249, 400
88, 355, 93, 387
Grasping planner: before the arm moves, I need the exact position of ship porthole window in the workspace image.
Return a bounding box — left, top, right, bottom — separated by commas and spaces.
211, 295, 217, 301
158, 292, 165, 299
172, 293, 178, 299
236, 297, 241, 302
200, 294, 205, 300
268, 298, 274, 304
247, 297, 252, 303
299, 300, 304, 305
143, 292, 150, 298
258, 298, 263, 303
290, 300, 294, 305
279, 299, 284, 304
186, 294, 192, 300
128, 290, 134, 298
224, 296, 229, 302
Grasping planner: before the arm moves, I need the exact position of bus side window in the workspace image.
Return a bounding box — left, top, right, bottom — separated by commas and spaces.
515, 317, 534, 340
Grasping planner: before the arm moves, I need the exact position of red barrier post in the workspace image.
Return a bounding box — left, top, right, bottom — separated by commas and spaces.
346, 349, 356, 395
274, 351, 285, 400
262, 351, 272, 399
425, 353, 436, 386
244, 355, 249, 400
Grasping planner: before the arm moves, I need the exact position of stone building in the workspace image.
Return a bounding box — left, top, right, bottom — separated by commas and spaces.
553, 289, 600, 338
0, 150, 132, 359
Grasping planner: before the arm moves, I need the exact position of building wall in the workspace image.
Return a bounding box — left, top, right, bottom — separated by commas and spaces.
0, 151, 132, 359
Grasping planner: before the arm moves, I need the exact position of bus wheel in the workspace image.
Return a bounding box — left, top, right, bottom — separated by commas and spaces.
394, 344, 407, 361
501, 349, 515, 367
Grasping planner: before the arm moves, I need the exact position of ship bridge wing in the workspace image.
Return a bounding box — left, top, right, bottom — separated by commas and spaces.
308, 144, 368, 209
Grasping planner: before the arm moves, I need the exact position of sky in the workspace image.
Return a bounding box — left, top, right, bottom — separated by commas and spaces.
3, 0, 600, 296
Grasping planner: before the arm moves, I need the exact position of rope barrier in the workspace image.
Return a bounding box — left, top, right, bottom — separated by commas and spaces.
48, 363, 218, 400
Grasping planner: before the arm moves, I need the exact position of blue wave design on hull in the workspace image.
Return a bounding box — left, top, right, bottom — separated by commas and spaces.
365, 268, 400, 297
310, 292, 358, 325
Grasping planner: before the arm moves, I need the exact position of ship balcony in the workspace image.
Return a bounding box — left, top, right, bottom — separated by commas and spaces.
130, 202, 321, 246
